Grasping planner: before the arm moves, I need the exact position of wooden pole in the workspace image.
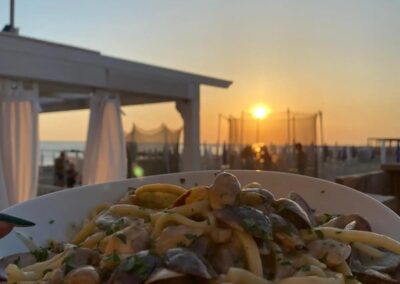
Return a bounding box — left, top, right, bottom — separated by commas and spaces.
256, 119, 260, 143
10, 0, 15, 28
319, 111, 324, 145
287, 108, 291, 146
216, 114, 222, 156
240, 111, 244, 147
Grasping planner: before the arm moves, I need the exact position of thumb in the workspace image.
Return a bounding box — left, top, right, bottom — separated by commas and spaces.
0, 221, 13, 238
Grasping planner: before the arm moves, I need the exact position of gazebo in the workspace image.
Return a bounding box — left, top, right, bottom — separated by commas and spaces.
0, 32, 232, 208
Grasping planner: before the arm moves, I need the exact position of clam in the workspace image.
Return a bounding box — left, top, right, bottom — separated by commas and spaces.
154, 225, 204, 254
164, 248, 216, 279
188, 235, 212, 257
307, 239, 351, 267
288, 192, 317, 226
0, 252, 39, 279
95, 211, 132, 233
270, 242, 297, 281
209, 172, 241, 209
213, 206, 273, 241
355, 269, 399, 284
145, 268, 185, 283
350, 245, 400, 283
145, 268, 216, 284
101, 219, 150, 255
269, 213, 305, 250
209, 234, 244, 274
108, 250, 161, 284
64, 265, 100, 284
63, 247, 101, 273
239, 188, 274, 213
322, 214, 371, 231
273, 198, 312, 229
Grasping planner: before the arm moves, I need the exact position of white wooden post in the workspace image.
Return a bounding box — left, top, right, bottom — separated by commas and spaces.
176, 84, 200, 171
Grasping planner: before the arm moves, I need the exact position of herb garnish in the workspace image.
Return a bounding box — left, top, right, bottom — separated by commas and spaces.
314, 229, 324, 239
30, 247, 48, 262
184, 233, 197, 240
176, 241, 187, 247
242, 216, 272, 241
300, 265, 311, 272
106, 218, 126, 235
104, 251, 121, 263
122, 255, 151, 277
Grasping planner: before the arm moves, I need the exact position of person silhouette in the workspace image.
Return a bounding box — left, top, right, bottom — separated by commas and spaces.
295, 143, 307, 175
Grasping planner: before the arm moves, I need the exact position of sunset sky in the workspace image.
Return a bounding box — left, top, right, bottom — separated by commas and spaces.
2, 0, 400, 145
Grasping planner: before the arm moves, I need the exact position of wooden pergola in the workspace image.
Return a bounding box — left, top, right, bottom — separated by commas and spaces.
0, 32, 232, 171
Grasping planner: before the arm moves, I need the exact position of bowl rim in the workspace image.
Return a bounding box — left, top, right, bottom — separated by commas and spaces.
3, 169, 398, 221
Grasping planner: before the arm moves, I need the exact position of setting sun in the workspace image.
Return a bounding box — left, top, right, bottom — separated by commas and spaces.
252, 104, 270, 120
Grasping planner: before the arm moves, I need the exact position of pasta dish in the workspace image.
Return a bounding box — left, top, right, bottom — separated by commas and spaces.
1, 172, 400, 284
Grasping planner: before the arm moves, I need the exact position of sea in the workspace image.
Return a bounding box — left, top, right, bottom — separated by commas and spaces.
40, 141, 85, 166
40, 141, 220, 166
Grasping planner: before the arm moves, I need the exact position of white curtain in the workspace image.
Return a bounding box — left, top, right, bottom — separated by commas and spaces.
0, 80, 40, 210
82, 92, 127, 185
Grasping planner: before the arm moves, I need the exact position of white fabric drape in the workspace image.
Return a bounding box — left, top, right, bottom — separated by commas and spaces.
82, 92, 127, 185
0, 80, 40, 210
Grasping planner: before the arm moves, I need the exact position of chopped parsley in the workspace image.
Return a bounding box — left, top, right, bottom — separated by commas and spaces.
106, 218, 127, 235
104, 251, 121, 263
128, 187, 137, 194
176, 241, 187, 248
63, 255, 74, 273
300, 265, 311, 272
30, 247, 48, 262
122, 255, 151, 277
279, 260, 292, 266
48, 220, 55, 224
314, 229, 324, 239
242, 217, 272, 241
184, 233, 197, 240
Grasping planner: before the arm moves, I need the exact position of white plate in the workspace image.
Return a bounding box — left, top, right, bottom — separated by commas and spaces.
0, 170, 399, 258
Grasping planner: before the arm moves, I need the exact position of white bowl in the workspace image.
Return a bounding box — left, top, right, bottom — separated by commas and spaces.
0, 170, 399, 258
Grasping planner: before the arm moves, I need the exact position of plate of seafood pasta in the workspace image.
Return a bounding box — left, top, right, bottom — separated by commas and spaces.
1, 170, 400, 283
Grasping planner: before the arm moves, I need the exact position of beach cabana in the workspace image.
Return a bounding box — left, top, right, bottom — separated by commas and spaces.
0, 32, 232, 209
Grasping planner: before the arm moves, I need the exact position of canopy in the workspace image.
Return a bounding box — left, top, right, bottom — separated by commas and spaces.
82, 93, 127, 185
0, 32, 232, 172
0, 79, 39, 208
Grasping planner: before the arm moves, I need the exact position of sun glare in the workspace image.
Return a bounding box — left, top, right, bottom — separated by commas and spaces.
252, 104, 270, 120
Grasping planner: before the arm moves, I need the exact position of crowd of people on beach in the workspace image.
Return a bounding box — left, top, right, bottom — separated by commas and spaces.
219, 142, 312, 175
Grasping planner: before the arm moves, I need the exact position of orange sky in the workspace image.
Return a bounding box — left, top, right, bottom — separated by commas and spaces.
8, 1, 400, 145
